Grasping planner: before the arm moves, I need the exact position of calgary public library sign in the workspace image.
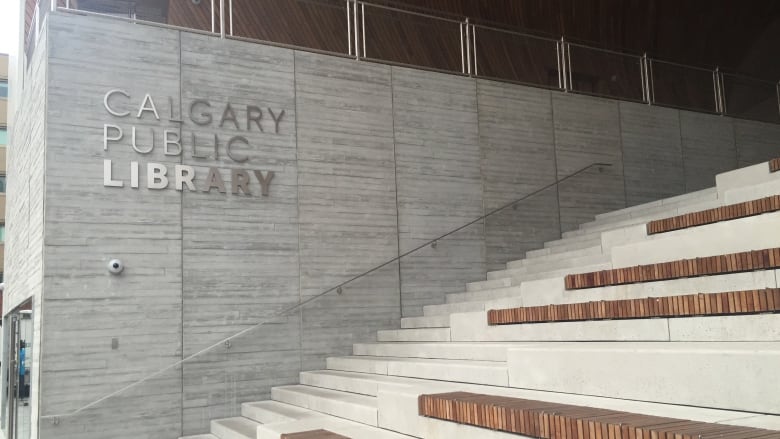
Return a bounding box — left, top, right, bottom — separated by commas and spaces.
101, 89, 281, 196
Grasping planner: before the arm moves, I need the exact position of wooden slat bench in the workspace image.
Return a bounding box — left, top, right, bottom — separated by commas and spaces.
419, 392, 780, 439
565, 247, 780, 289
770, 157, 780, 173
487, 288, 779, 325
646, 195, 780, 234
281, 430, 349, 439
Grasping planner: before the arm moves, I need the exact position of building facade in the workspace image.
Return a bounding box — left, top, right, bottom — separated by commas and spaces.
3, 4, 780, 439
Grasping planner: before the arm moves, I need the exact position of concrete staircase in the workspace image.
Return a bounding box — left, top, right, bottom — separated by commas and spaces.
182, 160, 780, 439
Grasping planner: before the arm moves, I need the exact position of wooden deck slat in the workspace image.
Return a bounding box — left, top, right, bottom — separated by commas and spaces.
564, 248, 780, 290
419, 393, 780, 439
770, 158, 780, 173
487, 289, 780, 325
646, 195, 780, 235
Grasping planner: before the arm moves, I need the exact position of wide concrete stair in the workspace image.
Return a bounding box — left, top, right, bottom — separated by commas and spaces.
185, 160, 780, 439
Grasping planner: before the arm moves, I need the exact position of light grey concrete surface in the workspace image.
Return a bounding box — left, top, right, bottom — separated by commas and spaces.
506, 342, 780, 414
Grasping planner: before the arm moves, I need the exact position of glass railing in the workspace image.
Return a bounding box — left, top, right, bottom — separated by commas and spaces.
721, 74, 780, 124
38, 162, 612, 437
33, 0, 779, 124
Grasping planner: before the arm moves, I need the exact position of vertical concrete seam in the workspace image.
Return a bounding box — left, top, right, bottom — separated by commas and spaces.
548, 91, 563, 239
475, 78, 487, 275
293, 50, 304, 373
677, 110, 687, 193
178, 30, 184, 438
36, 17, 50, 436
390, 66, 403, 319
616, 102, 629, 208
731, 117, 739, 169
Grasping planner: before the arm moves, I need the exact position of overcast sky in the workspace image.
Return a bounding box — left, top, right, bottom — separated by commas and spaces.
1, 0, 20, 55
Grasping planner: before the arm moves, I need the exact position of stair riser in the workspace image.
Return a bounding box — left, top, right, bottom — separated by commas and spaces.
508, 245, 603, 269
376, 328, 451, 342
271, 388, 378, 426
327, 358, 509, 387
353, 343, 512, 361
400, 314, 450, 329
507, 344, 780, 414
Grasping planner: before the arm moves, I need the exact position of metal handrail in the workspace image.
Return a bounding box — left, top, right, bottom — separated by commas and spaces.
40, 162, 612, 421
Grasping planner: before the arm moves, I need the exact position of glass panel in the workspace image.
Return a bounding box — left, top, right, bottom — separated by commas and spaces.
363, 4, 462, 72
474, 27, 560, 88
568, 44, 644, 102
0, 130, 7, 145
722, 74, 780, 124
0, 176, 6, 192
232, 0, 348, 54
650, 61, 717, 113
0, 82, 8, 98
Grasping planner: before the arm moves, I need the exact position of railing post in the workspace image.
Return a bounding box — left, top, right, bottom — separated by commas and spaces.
210, 0, 215, 33
353, 0, 360, 60
641, 53, 654, 105
229, 0, 233, 36
346, 0, 352, 56
776, 81, 780, 121
471, 23, 478, 76
219, 0, 225, 38
460, 22, 465, 74
361, 2, 366, 58
559, 37, 570, 92
465, 18, 471, 76
50, 0, 56, 12
713, 67, 726, 115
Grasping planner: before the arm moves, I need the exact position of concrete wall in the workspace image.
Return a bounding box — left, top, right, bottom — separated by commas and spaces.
4, 18, 47, 439
9, 12, 780, 438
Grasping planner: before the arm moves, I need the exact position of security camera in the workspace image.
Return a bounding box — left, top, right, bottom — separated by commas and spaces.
192, 0, 201, 4
108, 259, 124, 275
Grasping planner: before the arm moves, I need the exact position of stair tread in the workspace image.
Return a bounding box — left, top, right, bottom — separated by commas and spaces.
211, 417, 260, 439
257, 416, 413, 439
330, 355, 507, 366
274, 385, 378, 408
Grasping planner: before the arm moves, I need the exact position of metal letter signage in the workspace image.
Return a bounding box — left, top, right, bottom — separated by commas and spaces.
101, 90, 282, 197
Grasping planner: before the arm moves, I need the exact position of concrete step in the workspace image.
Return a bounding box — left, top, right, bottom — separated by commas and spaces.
376, 327, 451, 342
242, 400, 322, 424
423, 299, 487, 317
485, 261, 611, 282
446, 285, 521, 304
257, 415, 413, 439
541, 232, 602, 251
508, 244, 603, 269
466, 277, 511, 292
577, 198, 723, 234
272, 385, 378, 426
180, 435, 219, 439
493, 253, 611, 279
210, 417, 260, 439
353, 342, 519, 362
594, 187, 717, 221
300, 370, 413, 396
400, 314, 450, 329
450, 310, 780, 342
326, 356, 508, 386
507, 341, 780, 414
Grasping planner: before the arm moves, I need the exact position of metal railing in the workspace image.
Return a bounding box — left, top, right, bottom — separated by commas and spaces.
25, 0, 779, 123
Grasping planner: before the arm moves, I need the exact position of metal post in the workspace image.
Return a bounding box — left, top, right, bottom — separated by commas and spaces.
50, 0, 55, 12
460, 22, 465, 74
640, 54, 647, 103
353, 0, 359, 60
712, 70, 720, 113
346, 1, 352, 56
566, 42, 573, 91
776, 81, 780, 121
219, 0, 225, 38
648, 57, 655, 104
361, 2, 366, 58
229, 0, 233, 36
471, 24, 478, 76
66, 0, 69, 9
556, 40, 562, 89
560, 37, 568, 91
719, 70, 727, 115
210, 0, 215, 33
465, 18, 471, 75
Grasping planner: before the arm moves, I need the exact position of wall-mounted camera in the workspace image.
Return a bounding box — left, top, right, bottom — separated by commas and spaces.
108, 259, 125, 275
192, 0, 202, 4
